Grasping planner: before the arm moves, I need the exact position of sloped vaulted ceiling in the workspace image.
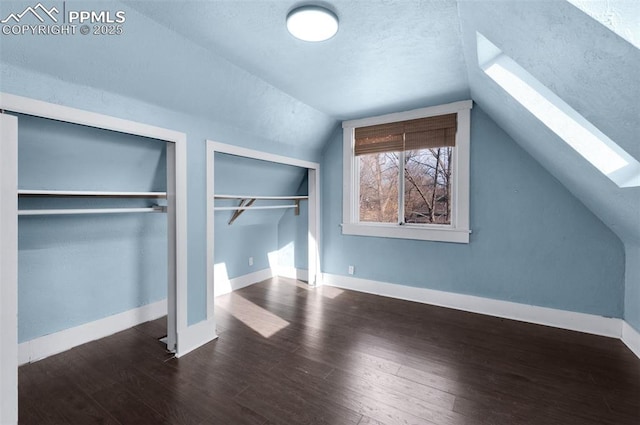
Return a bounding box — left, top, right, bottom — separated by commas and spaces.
457, 0, 640, 245
124, 0, 639, 244
1, 0, 636, 243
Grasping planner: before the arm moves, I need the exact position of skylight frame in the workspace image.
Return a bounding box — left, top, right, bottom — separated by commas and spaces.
476, 32, 640, 188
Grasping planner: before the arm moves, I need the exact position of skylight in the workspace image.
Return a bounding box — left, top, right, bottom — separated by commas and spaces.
477, 32, 640, 188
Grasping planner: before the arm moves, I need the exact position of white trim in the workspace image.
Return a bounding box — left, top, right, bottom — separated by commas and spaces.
622, 321, 640, 359
214, 268, 274, 297
18, 207, 164, 216
213, 266, 309, 297
455, 107, 471, 233
206, 139, 322, 322
322, 273, 622, 338
18, 190, 166, 198
308, 167, 321, 286
214, 205, 298, 212
209, 141, 319, 170
342, 101, 472, 244
165, 143, 178, 353
276, 267, 309, 282
215, 194, 308, 200
342, 127, 355, 228
341, 223, 471, 243
0, 93, 190, 421
206, 142, 216, 320
174, 317, 217, 358
18, 300, 167, 366
343, 100, 473, 129
0, 93, 185, 143
0, 113, 18, 425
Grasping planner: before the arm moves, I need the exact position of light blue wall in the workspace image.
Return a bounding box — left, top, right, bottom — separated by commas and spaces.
0, 62, 327, 326
214, 224, 276, 281
277, 173, 309, 272
0, 0, 335, 327
321, 107, 625, 318
625, 244, 640, 332
457, 1, 639, 332
17, 114, 167, 342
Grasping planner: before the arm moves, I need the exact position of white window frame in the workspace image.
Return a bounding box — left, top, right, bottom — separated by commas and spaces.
342, 100, 472, 244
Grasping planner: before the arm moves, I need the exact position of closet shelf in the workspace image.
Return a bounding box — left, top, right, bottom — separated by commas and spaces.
214, 194, 307, 225
214, 194, 308, 200
18, 206, 167, 216
18, 190, 167, 198
214, 205, 298, 211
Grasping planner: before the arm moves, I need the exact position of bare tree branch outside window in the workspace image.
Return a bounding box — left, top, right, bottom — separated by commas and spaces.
359, 147, 452, 225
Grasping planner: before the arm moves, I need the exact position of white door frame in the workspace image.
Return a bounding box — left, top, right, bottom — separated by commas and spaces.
0, 93, 189, 425
0, 112, 19, 425
206, 140, 321, 316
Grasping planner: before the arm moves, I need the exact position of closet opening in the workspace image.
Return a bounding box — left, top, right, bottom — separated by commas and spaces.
205, 141, 320, 330
1, 93, 188, 425
15, 113, 172, 355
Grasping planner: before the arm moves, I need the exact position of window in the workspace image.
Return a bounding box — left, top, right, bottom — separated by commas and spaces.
342, 101, 472, 243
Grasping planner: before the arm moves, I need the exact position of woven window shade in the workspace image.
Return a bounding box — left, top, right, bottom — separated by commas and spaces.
354, 113, 457, 156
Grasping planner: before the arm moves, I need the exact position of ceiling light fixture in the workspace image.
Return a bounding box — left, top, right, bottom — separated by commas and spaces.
286, 5, 338, 42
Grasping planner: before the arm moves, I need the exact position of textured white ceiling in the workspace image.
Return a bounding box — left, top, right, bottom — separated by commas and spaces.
124, 0, 470, 119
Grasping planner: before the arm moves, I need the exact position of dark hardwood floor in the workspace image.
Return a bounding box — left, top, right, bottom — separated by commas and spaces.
19, 277, 640, 424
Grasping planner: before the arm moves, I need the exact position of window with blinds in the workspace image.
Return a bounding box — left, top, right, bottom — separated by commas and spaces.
354, 113, 458, 225
342, 101, 472, 243
354, 113, 457, 156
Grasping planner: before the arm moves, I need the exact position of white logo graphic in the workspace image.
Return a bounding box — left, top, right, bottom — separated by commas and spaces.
1, 2, 59, 24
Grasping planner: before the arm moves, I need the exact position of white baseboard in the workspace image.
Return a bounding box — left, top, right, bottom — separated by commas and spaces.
322, 273, 623, 339
622, 321, 640, 359
18, 300, 167, 365
214, 267, 274, 297
176, 317, 218, 358
19, 272, 639, 365
277, 266, 309, 282
18, 268, 275, 365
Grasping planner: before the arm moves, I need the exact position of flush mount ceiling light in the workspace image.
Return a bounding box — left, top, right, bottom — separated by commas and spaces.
286, 5, 338, 42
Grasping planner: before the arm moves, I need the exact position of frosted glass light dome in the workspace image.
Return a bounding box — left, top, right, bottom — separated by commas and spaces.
286, 6, 338, 42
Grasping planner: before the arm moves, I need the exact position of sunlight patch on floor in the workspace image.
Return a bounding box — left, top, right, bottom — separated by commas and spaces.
217, 293, 290, 338
318, 285, 344, 299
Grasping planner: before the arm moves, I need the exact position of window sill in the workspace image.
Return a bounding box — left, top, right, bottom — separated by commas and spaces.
341, 223, 470, 244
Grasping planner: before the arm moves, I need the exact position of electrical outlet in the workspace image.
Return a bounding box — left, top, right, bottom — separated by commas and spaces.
348, 265, 354, 275
249, 257, 254, 266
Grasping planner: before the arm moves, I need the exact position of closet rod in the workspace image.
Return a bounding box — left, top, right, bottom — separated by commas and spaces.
18, 190, 167, 198
213, 205, 298, 212
214, 194, 308, 200
18, 206, 167, 216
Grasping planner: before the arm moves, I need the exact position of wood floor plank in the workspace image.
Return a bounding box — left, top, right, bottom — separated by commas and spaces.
90, 383, 171, 425
18, 278, 640, 425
